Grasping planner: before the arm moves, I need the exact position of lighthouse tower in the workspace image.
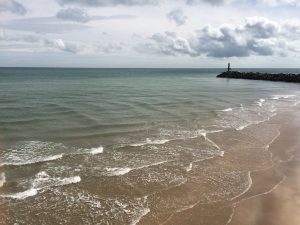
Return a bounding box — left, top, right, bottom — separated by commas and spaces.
227, 63, 231, 72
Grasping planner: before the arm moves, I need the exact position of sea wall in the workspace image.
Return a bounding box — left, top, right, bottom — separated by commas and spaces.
217, 71, 300, 83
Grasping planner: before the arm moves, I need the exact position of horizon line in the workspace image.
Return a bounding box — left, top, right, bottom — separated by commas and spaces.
1, 67, 300, 69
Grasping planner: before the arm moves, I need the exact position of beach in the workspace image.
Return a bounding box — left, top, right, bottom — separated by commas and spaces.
0, 68, 299, 224
229, 109, 300, 225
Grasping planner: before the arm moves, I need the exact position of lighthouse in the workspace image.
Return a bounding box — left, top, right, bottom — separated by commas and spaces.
227, 63, 231, 72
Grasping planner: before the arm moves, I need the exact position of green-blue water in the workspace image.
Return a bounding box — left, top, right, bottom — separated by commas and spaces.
0, 68, 299, 224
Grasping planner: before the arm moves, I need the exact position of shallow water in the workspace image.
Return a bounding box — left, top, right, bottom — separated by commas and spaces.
0, 68, 299, 224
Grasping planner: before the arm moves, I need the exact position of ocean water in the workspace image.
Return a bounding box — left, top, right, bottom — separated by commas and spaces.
0, 68, 299, 224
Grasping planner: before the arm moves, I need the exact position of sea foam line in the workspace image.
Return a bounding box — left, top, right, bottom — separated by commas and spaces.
219, 108, 233, 112
231, 171, 253, 201
103, 160, 172, 177
0, 172, 6, 187
0, 154, 64, 167
1, 188, 38, 200
130, 138, 170, 147
131, 208, 150, 225
87, 146, 104, 155
1, 173, 81, 200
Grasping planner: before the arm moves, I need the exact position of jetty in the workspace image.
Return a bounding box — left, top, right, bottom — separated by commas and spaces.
217, 64, 300, 83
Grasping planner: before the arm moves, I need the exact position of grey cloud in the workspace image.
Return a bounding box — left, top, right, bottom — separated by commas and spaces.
193, 25, 273, 57
0, 17, 90, 33
95, 42, 124, 53
186, 0, 229, 5
0, 32, 81, 53
56, 0, 159, 6
92, 15, 136, 20
167, 9, 187, 26
0, 32, 126, 54
57, 0, 231, 6
57, 8, 90, 23
0, 0, 26, 15
44, 39, 80, 53
138, 17, 280, 58
136, 32, 196, 56
2, 14, 136, 33
243, 17, 279, 39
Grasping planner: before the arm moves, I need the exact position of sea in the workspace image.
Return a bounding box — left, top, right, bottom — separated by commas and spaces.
0, 68, 299, 225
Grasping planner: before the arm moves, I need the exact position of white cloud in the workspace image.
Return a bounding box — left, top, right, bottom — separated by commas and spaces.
136, 32, 196, 56
256, 0, 300, 6
137, 17, 294, 58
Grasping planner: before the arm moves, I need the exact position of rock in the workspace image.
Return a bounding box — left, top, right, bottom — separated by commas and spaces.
217, 71, 300, 83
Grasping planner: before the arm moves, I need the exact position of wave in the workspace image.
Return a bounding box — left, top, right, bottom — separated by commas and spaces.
1, 141, 66, 167
104, 167, 132, 176
129, 129, 224, 149
2, 141, 105, 167
1, 172, 81, 200
1, 154, 64, 166
1, 188, 38, 200
271, 94, 295, 100
219, 108, 233, 112
0, 173, 6, 187
131, 208, 150, 225
256, 99, 265, 107
130, 138, 170, 147
103, 160, 173, 177
32, 171, 81, 189
85, 146, 104, 155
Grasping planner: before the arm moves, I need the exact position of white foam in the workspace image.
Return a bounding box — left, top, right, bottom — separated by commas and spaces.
272, 95, 295, 100
231, 171, 253, 201
33, 173, 81, 189
198, 129, 223, 150
56, 176, 81, 186
256, 99, 265, 107
1, 153, 64, 166
220, 108, 233, 112
236, 125, 247, 131
186, 163, 193, 172
104, 167, 132, 176
131, 208, 150, 225
0, 172, 6, 187
130, 138, 170, 147
2, 141, 66, 166
1, 188, 38, 200
35, 171, 50, 179
1, 172, 82, 200
88, 146, 104, 155
41, 154, 64, 162
294, 101, 300, 106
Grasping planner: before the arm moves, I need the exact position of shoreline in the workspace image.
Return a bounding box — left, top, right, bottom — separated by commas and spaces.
228, 109, 300, 225
142, 108, 300, 225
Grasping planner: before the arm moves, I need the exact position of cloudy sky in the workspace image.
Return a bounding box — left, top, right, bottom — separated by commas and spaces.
0, 0, 300, 68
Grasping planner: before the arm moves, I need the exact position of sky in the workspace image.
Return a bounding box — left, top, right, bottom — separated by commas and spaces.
0, 0, 300, 68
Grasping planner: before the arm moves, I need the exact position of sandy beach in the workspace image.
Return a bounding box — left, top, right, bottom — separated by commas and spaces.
229, 109, 300, 225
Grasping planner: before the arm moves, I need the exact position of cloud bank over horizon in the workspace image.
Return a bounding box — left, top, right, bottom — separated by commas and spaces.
0, 0, 300, 67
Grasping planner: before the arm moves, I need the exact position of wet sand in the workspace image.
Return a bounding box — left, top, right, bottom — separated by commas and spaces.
141, 109, 300, 225
229, 110, 300, 225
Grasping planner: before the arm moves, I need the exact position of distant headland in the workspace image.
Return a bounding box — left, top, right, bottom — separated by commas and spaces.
217, 64, 300, 83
